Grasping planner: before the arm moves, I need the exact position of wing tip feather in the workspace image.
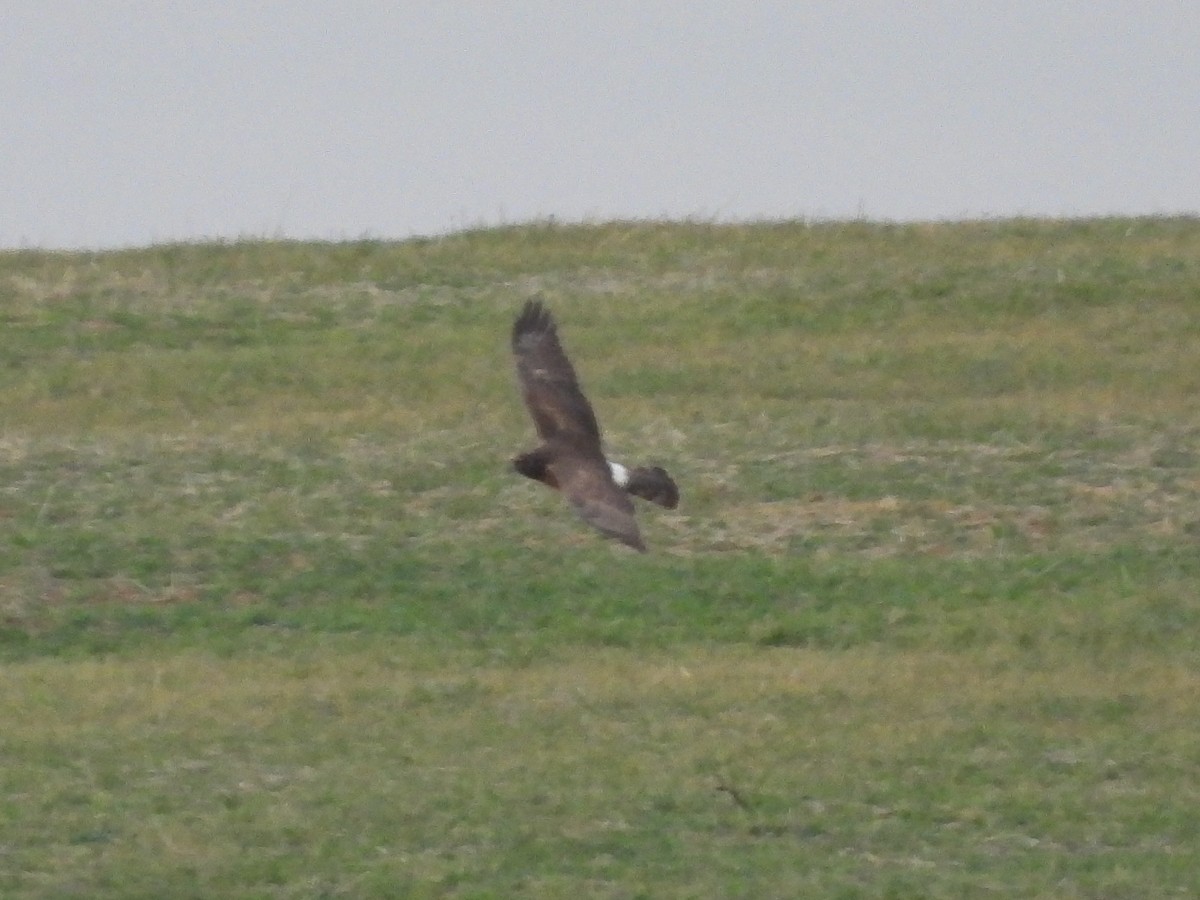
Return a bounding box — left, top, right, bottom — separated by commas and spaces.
512, 298, 555, 350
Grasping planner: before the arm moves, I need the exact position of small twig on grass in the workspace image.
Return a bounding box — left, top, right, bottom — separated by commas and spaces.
714, 778, 752, 812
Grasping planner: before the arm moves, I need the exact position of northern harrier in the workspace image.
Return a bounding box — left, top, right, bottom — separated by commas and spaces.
511, 300, 679, 551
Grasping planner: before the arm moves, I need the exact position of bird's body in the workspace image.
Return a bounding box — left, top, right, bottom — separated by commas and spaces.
510, 300, 678, 551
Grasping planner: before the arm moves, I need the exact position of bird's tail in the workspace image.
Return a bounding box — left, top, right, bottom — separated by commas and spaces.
624, 465, 680, 509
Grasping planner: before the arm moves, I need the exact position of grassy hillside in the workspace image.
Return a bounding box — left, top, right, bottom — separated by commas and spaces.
2, 218, 1198, 897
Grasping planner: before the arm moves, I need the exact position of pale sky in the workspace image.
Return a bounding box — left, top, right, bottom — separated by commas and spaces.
4, 2, 1198, 249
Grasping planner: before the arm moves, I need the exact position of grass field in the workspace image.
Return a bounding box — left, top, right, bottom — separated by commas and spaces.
2, 218, 1199, 897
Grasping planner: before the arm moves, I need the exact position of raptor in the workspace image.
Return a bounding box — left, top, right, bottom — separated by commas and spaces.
511, 300, 679, 551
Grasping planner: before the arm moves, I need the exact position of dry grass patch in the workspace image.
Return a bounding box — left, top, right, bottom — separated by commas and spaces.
664, 432, 1200, 558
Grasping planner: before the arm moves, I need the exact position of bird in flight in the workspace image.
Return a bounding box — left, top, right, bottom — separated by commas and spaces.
511, 300, 679, 551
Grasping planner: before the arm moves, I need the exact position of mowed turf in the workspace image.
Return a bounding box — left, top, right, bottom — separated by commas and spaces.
2, 218, 1199, 897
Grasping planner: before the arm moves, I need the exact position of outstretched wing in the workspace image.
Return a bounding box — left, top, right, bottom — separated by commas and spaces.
556, 455, 646, 552
512, 300, 602, 450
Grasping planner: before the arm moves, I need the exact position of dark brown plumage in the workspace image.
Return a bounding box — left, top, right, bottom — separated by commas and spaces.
511, 300, 679, 551
624, 466, 680, 510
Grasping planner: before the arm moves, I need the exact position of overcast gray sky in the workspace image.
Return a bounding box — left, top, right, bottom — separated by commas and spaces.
4, 2, 1198, 249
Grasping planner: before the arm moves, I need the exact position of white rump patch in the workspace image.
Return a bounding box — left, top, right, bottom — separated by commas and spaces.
608, 460, 630, 487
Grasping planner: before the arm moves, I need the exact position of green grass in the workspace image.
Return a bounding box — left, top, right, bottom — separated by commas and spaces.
2, 217, 1199, 897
